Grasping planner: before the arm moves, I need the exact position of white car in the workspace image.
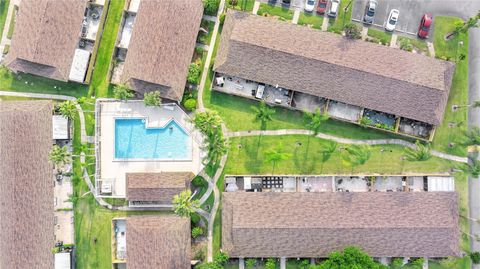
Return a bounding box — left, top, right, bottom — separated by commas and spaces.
304, 0, 316, 12
385, 9, 399, 32
327, 0, 340, 18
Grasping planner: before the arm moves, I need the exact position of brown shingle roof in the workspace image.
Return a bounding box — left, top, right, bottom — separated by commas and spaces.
214, 12, 455, 125
0, 101, 54, 269
120, 0, 203, 101
126, 172, 193, 203
126, 215, 191, 269
5, 0, 87, 81
222, 192, 460, 258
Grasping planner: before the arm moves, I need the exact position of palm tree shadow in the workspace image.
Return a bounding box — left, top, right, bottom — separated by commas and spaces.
243, 137, 261, 174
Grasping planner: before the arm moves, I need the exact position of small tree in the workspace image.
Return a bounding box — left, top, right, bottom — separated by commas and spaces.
213, 252, 229, 265
57, 100, 77, 121
184, 98, 197, 111
143, 91, 162, 106
453, 100, 480, 111
204, 133, 228, 165
193, 111, 223, 137
304, 108, 329, 157
192, 227, 204, 238
172, 190, 200, 217
204, 0, 220, 15
245, 258, 256, 268
187, 63, 201, 84
49, 145, 72, 172
252, 101, 275, 154
459, 127, 480, 147
344, 23, 361, 39
113, 84, 133, 101
471, 251, 480, 264
404, 141, 431, 161
265, 258, 276, 269
341, 145, 371, 173
264, 146, 291, 174
458, 158, 480, 177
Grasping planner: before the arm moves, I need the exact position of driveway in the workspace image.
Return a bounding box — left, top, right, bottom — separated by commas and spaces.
261, 0, 305, 10
352, 0, 480, 36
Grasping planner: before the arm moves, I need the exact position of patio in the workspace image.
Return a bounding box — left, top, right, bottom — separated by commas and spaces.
263, 86, 292, 107
373, 176, 403, 192
291, 92, 327, 113
362, 109, 396, 131
327, 101, 362, 122
298, 176, 334, 192
84, 5, 103, 41
54, 211, 74, 245
398, 118, 433, 139
113, 219, 127, 261
214, 75, 259, 99
335, 176, 368, 192
118, 13, 136, 49
406, 176, 426, 192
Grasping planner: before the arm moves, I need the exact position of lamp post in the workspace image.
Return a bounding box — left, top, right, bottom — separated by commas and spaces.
342, 0, 353, 28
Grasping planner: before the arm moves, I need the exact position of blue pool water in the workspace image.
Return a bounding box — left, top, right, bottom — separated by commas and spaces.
115, 118, 191, 159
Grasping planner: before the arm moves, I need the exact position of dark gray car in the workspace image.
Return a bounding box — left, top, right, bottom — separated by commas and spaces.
363, 0, 378, 24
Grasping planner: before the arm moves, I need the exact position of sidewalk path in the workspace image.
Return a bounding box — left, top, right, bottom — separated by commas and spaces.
226, 129, 468, 163
292, 9, 300, 24
0, 0, 19, 58
252, 1, 260, 14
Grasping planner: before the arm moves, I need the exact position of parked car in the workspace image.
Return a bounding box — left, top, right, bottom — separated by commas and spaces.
363, 0, 378, 24
255, 84, 265, 99
327, 0, 340, 18
282, 0, 291, 5
418, 13, 433, 38
305, 0, 316, 12
317, 0, 328, 14
385, 9, 399, 32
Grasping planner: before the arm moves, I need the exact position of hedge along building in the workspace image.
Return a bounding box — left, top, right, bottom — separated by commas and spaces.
110, 0, 204, 102
213, 12, 455, 141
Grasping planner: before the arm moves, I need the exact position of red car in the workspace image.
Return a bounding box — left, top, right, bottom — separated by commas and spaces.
418, 13, 433, 38
317, 0, 327, 14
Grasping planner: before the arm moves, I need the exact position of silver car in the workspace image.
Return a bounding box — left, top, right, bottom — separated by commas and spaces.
363, 0, 378, 24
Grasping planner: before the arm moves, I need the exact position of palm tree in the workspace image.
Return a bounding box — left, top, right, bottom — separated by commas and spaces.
113, 84, 134, 101
318, 141, 337, 173
458, 158, 480, 178
252, 101, 275, 153
204, 133, 228, 165
452, 100, 480, 111
264, 146, 291, 174
143, 90, 162, 106
49, 145, 71, 172
341, 145, 371, 173
447, 12, 480, 39
404, 141, 431, 161
57, 100, 77, 121
459, 127, 480, 147
172, 189, 200, 217
304, 108, 329, 157
192, 111, 223, 137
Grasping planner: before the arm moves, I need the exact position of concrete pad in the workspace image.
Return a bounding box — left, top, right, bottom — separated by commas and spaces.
361, 26, 368, 40
390, 33, 398, 48
280, 257, 286, 269
427, 42, 435, 58
321, 16, 329, 31
292, 10, 300, 24
252, 1, 261, 15
239, 257, 245, 269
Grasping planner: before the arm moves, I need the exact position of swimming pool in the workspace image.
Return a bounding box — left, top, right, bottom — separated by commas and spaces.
115, 118, 192, 159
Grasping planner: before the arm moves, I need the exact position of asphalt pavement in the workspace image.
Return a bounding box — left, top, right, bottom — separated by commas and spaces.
468, 27, 480, 269
352, 0, 480, 37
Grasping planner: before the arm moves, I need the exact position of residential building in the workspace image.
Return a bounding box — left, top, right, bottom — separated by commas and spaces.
112, 215, 191, 269
0, 101, 54, 269
5, 0, 106, 83
222, 192, 460, 259
213, 12, 456, 140
111, 0, 203, 101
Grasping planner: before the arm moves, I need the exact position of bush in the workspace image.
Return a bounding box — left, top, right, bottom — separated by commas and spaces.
265, 258, 276, 269
408, 257, 424, 268
204, 0, 220, 15
344, 23, 361, 39
192, 176, 208, 188
399, 38, 414, 52
191, 213, 201, 224
192, 226, 204, 238
219, 13, 226, 26
245, 258, 256, 268
213, 252, 229, 265
390, 258, 403, 268
184, 98, 197, 111
471, 252, 480, 264
187, 63, 201, 85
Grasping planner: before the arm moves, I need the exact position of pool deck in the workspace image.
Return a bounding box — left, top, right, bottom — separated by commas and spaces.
97, 101, 205, 197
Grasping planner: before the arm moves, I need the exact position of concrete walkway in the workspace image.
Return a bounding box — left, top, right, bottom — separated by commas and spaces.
361, 26, 368, 40
390, 34, 398, 48
292, 9, 300, 24
427, 42, 435, 58
321, 17, 329, 31
0, 0, 19, 58
468, 28, 480, 269
252, 1, 260, 14
196, 42, 209, 51
226, 129, 468, 163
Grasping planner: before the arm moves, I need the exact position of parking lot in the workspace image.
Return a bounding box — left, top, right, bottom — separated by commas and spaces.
352, 0, 480, 37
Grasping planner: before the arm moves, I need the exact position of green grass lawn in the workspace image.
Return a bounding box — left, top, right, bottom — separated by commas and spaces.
227, 0, 255, 12
430, 16, 468, 157
257, 3, 294, 21
89, 0, 125, 97
0, 0, 10, 38
6, 4, 16, 39
0, 66, 88, 97
327, 0, 353, 32
198, 20, 215, 45
298, 12, 324, 29
367, 28, 392, 45
79, 100, 96, 136
397, 36, 429, 54
225, 135, 452, 175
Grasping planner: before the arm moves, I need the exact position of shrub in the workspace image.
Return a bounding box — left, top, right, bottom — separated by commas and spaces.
187, 63, 201, 84
219, 13, 226, 25
184, 98, 197, 111
265, 258, 276, 269
344, 23, 361, 39
204, 0, 220, 15
213, 252, 229, 265
245, 258, 256, 268
192, 226, 204, 238
471, 252, 480, 264
399, 38, 414, 52
192, 176, 208, 188
191, 213, 201, 224
300, 259, 310, 269
143, 90, 162, 106
390, 258, 403, 268
408, 257, 424, 268
194, 246, 207, 260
